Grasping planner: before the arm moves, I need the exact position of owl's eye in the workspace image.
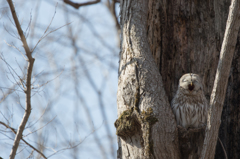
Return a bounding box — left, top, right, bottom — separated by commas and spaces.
182, 79, 187, 82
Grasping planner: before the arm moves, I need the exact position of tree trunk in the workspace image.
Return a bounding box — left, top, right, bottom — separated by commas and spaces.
116, 0, 180, 158
116, 0, 240, 158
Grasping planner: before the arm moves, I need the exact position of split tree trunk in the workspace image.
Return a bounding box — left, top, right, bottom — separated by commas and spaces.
117, 0, 240, 158
117, 0, 179, 158
148, 0, 240, 158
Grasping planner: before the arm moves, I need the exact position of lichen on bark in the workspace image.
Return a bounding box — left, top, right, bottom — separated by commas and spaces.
141, 108, 158, 158
115, 105, 158, 158
114, 107, 141, 138
141, 108, 158, 125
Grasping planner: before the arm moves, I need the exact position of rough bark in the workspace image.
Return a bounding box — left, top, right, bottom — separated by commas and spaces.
116, 0, 180, 158
216, 36, 240, 159
201, 0, 240, 158
147, 0, 240, 158
117, 0, 240, 158
147, 0, 229, 102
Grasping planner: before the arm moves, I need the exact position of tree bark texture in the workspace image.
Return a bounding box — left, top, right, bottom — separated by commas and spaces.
201, 0, 240, 158
147, 0, 240, 158
117, 0, 180, 158
117, 0, 240, 158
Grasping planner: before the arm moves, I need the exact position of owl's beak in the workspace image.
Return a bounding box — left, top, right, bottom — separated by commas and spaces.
188, 82, 194, 91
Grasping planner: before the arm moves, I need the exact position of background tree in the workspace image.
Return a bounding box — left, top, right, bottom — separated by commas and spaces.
116, 0, 240, 158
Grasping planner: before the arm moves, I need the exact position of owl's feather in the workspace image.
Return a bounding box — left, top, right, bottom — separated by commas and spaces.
171, 73, 208, 128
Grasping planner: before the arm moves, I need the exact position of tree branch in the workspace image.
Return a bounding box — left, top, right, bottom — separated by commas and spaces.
6, 0, 35, 159
105, 0, 120, 44
0, 122, 47, 159
201, 0, 240, 158
63, 0, 100, 9
6, 0, 32, 60
107, 0, 120, 30
64, 0, 120, 45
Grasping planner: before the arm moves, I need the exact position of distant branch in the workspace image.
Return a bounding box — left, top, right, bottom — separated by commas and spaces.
63, 0, 100, 9
106, 0, 120, 36
0, 122, 47, 159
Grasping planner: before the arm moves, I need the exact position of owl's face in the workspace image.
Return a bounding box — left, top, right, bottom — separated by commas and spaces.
178, 73, 203, 96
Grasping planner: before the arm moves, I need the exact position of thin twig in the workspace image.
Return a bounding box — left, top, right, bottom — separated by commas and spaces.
0, 55, 26, 90
31, 22, 72, 53
24, 116, 57, 137
25, 103, 50, 129
218, 137, 228, 159
31, 3, 71, 53
0, 121, 47, 159
46, 132, 90, 158
0, 83, 17, 104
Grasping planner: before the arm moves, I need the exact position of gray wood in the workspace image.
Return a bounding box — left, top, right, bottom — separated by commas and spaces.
117, 0, 240, 158
117, 0, 180, 158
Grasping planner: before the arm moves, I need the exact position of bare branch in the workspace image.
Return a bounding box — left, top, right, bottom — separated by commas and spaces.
31, 3, 71, 53
0, 121, 47, 159
26, 150, 34, 159
201, 0, 240, 158
105, 0, 120, 37
24, 116, 57, 137
71, 37, 115, 159
64, 12, 109, 158
6, 0, 32, 59
218, 137, 228, 159
0, 84, 17, 104
6, 0, 35, 159
0, 55, 26, 90
63, 0, 100, 9
31, 22, 72, 53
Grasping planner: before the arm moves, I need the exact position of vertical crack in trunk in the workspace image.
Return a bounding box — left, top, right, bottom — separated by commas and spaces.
116, 0, 180, 158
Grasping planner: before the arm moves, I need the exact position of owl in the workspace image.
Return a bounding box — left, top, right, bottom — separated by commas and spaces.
171, 73, 208, 128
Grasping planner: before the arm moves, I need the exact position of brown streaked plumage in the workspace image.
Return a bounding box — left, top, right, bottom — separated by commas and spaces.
171, 73, 208, 128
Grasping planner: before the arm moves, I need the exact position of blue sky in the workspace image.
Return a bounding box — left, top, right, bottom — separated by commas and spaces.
0, 0, 120, 158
